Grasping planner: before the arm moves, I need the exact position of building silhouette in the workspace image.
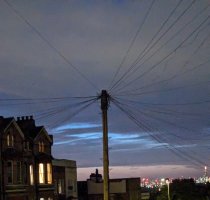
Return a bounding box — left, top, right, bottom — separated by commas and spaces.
78, 169, 141, 200
0, 116, 77, 200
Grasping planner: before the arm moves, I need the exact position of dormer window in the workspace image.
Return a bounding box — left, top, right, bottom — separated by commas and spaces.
7, 132, 14, 147
38, 141, 44, 152
24, 141, 31, 151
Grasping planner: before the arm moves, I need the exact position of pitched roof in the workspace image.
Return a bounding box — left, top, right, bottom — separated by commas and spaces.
15, 116, 44, 139
0, 116, 52, 142
0, 116, 14, 131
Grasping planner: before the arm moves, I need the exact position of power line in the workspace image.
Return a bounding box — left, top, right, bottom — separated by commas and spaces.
115, 57, 210, 96
114, 97, 210, 106
115, 79, 210, 97
111, 3, 209, 93
3, 0, 99, 91
110, 0, 198, 92
113, 15, 209, 92
110, 97, 206, 167
139, 106, 210, 119
0, 95, 97, 104
109, 0, 156, 89
46, 98, 98, 129
113, 97, 210, 139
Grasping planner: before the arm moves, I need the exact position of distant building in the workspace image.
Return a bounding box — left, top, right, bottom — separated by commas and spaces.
78, 169, 141, 200
53, 159, 78, 200
0, 116, 77, 200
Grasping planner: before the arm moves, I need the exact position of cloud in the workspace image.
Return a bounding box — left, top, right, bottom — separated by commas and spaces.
0, 0, 210, 179
52, 122, 101, 133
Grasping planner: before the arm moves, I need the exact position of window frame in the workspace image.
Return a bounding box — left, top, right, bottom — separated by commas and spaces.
29, 164, 34, 185
16, 161, 22, 184
39, 163, 45, 184
7, 161, 13, 184
7, 132, 14, 147
47, 163, 52, 184
38, 141, 45, 153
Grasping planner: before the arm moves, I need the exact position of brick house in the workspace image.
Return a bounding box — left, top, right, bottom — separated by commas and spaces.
0, 116, 54, 200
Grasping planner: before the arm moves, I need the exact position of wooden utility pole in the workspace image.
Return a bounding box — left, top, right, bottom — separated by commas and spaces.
100, 90, 110, 200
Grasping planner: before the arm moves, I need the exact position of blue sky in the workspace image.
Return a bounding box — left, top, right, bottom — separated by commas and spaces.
0, 0, 210, 179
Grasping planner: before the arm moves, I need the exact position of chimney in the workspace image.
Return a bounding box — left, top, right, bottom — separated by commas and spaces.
16, 115, 35, 129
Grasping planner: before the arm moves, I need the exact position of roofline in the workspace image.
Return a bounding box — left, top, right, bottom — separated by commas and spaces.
4, 118, 25, 139
34, 126, 52, 143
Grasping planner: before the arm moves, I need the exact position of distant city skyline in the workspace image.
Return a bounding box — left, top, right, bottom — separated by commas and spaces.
77, 164, 204, 181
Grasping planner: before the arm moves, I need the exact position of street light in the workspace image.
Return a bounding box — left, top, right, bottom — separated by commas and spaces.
165, 178, 170, 200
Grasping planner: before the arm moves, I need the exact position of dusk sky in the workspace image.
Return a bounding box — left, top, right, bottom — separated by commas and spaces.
0, 0, 210, 180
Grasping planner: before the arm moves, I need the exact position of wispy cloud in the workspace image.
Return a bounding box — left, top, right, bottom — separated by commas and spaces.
52, 122, 101, 134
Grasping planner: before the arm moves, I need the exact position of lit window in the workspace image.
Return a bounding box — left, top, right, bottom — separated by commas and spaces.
7, 132, 14, 147
47, 163, 52, 184
39, 163, 45, 184
30, 165, 34, 185
38, 141, 44, 152
7, 161, 13, 184
17, 161, 22, 183
40, 198, 44, 200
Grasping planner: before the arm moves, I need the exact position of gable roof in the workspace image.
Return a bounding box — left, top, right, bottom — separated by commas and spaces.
0, 116, 24, 138
34, 126, 53, 144
16, 116, 50, 141
0, 116, 52, 143
0, 116, 13, 131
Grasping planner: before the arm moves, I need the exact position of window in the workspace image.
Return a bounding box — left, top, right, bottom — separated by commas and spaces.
39, 163, 45, 184
38, 142, 41, 152
47, 163, 52, 184
58, 179, 65, 194
30, 164, 34, 185
40, 198, 44, 200
24, 141, 30, 150
7, 132, 14, 147
38, 141, 44, 152
7, 161, 13, 184
17, 161, 22, 183
23, 162, 27, 184
54, 179, 58, 194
